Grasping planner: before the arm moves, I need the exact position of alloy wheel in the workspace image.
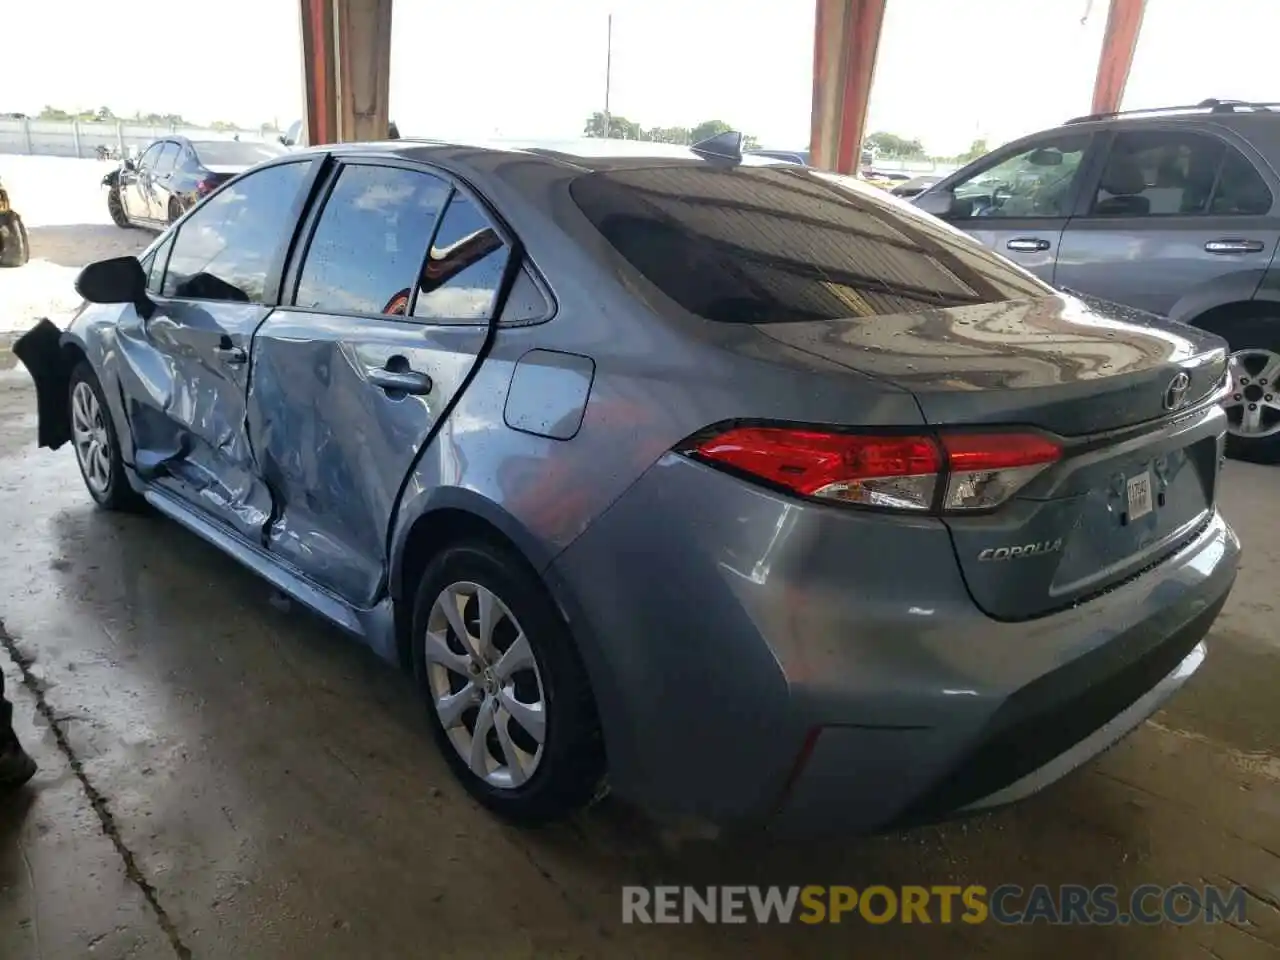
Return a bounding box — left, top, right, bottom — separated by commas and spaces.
1223, 348, 1280, 439
424, 581, 546, 789
71, 380, 112, 496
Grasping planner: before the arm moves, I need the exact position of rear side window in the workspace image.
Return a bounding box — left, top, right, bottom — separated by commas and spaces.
162, 161, 310, 303
295, 164, 450, 315
569, 166, 1048, 323
1211, 148, 1273, 215
412, 194, 510, 323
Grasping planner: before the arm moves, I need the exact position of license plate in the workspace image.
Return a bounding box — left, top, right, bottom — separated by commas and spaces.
1126, 471, 1153, 521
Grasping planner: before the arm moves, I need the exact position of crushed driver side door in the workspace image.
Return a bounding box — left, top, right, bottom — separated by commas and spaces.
113, 158, 320, 540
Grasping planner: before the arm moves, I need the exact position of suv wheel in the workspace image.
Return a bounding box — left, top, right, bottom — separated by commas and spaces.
1219, 317, 1280, 464
410, 539, 605, 824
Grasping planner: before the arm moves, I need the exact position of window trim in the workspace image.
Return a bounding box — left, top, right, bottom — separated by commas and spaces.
279, 155, 547, 327
937, 131, 1100, 223
1072, 124, 1276, 220
154, 156, 325, 308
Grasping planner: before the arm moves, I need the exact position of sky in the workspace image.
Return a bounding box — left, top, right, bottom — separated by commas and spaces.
6, 0, 1280, 156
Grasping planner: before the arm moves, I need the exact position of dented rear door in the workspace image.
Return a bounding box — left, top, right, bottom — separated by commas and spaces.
247, 161, 520, 607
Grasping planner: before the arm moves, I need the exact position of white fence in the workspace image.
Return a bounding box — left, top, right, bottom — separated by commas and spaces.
0, 118, 277, 158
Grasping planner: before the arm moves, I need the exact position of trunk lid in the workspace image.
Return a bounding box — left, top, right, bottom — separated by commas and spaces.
754, 292, 1229, 620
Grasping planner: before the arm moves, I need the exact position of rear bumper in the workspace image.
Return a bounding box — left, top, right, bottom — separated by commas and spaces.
548, 454, 1239, 835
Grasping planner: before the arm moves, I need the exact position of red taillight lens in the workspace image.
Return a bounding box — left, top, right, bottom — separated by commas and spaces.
688, 427, 942, 511
685, 426, 1062, 513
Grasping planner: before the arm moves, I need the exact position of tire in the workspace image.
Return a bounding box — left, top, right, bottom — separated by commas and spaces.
0, 212, 29, 267
107, 187, 132, 229
410, 539, 605, 824
1217, 316, 1280, 464
68, 362, 143, 510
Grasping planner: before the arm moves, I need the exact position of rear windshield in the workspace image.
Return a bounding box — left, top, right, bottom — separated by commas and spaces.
569, 165, 1049, 323
192, 140, 287, 167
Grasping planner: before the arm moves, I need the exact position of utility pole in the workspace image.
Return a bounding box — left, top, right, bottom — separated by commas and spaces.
603, 14, 613, 137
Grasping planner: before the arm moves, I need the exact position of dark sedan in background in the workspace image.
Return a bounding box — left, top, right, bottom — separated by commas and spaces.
104, 137, 287, 229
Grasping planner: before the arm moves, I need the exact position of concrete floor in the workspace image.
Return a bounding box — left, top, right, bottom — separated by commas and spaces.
0, 367, 1276, 960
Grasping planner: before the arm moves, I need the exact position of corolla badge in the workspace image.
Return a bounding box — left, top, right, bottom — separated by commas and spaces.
1163, 371, 1191, 411
977, 539, 1064, 562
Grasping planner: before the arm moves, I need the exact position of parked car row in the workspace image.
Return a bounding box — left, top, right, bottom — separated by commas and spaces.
912, 98, 1280, 462
14, 132, 1238, 834
103, 136, 288, 229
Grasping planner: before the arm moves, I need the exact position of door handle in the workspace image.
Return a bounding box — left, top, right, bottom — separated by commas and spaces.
214, 345, 247, 365
1204, 238, 1265, 254
1006, 238, 1051, 252
368, 367, 433, 395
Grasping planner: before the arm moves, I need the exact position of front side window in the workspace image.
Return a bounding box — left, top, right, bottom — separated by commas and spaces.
570, 165, 1049, 324
161, 161, 310, 303
152, 143, 179, 177
950, 134, 1091, 219
412, 194, 510, 322
295, 164, 450, 315
143, 235, 173, 293
1090, 131, 1227, 216
137, 142, 164, 171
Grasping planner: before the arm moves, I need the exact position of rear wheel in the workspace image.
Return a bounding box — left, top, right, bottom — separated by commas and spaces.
1218, 316, 1280, 464
107, 187, 131, 228
0, 212, 29, 267
68, 362, 142, 510
410, 539, 605, 824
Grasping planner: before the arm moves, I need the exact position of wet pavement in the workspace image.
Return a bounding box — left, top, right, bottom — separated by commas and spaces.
0, 370, 1276, 959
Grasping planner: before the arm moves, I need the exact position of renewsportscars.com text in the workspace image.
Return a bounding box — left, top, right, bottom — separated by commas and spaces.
621, 884, 1248, 926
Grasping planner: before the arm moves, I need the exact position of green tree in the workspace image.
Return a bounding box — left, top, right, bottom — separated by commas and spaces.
38, 105, 75, 121
957, 138, 990, 163
689, 119, 732, 144
864, 131, 926, 158
583, 111, 642, 139
645, 125, 691, 144
210, 120, 239, 132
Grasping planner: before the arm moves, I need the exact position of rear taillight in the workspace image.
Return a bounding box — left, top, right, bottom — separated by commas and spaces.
684, 426, 1061, 513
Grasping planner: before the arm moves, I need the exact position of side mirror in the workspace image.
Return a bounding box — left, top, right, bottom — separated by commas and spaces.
914, 189, 955, 217
122, 156, 136, 171
1028, 148, 1063, 167
76, 256, 153, 319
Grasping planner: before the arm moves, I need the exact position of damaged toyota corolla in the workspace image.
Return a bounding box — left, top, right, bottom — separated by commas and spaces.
13, 136, 1239, 833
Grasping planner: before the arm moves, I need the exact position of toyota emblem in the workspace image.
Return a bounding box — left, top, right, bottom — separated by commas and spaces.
1163, 371, 1191, 411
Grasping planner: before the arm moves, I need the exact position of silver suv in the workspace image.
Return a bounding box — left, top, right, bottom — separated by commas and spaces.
916, 99, 1280, 463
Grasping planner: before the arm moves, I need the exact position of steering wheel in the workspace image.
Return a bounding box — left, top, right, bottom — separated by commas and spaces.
992, 184, 1013, 209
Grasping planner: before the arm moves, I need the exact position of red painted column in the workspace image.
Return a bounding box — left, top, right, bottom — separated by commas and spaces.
810, 0, 887, 174
1091, 0, 1147, 116
299, 0, 337, 145
300, 0, 393, 145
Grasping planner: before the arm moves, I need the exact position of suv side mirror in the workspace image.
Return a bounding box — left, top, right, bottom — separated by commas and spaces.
76, 256, 154, 319
914, 189, 955, 217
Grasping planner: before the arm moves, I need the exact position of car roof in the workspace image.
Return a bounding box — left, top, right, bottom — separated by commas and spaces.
289, 137, 795, 174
